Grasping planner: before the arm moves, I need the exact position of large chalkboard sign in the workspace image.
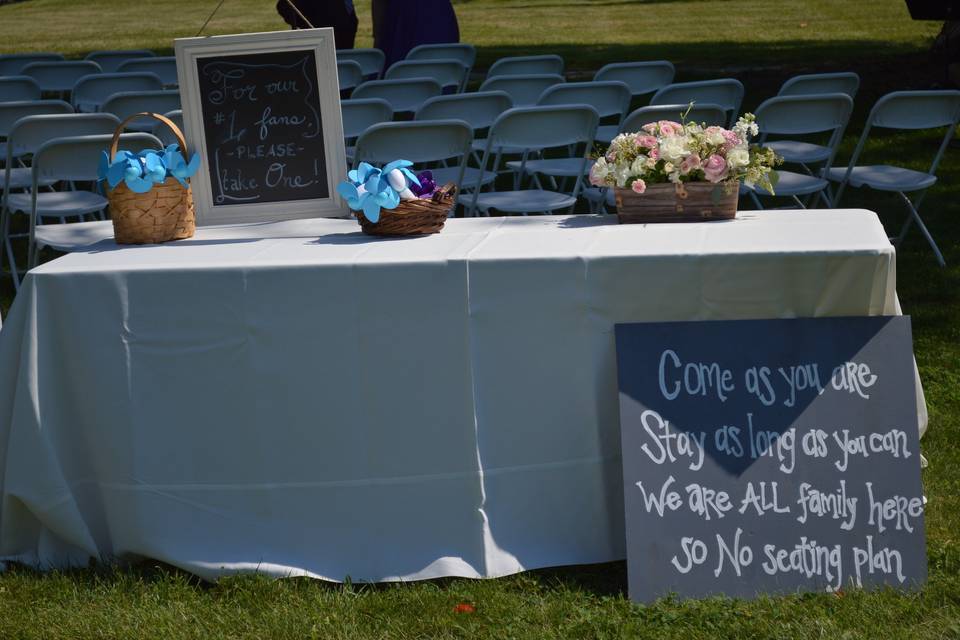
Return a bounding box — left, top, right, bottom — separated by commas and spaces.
175, 29, 346, 224
615, 316, 925, 602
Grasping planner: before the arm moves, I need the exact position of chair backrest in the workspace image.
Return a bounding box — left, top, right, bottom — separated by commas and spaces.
337, 60, 364, 93
755, 93, 854, 169
0, 100, 73, 138
353, 119, 473, 167
84, 49, 155, 73
650, 79, 745, 126
778, 72, 860, 98
100, 90, 182, 124
384, 59, 468, 91
341, 98, 394, 139
754, 93, 854, 136
337, 48, 386, 78
152, 110, 186, 149
116, 57, 179, 86
415, 91, 513, 131
351, 78, 443, 113
33, 132, 162, 184
478, 74, 564, 107
620, 103, 729, 132
487, 54, 564, 79
537, 80, 631, 121
593, 61, 676, 98
485, 104, 599, 151
406, 43, 477, 69
0, 76, 42, 103
0, 53, 64, 76
71, 72, 165, 112
21, 61, 103, 93
836, 90, 960, 201
4, 113, 121, 162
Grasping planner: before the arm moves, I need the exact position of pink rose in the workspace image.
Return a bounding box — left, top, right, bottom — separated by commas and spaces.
658, 120, 682, 136
680, 154, 701, 175
588, 163, 605, 187
648, 147, 660, 161
636, 135, 658, 149
641, 122, 657, 134
722, 130, 741, 145
631, 178, 646, 194
702, 154, 728, 183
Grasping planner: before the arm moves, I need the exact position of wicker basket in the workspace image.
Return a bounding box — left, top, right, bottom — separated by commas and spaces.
107, 112, 196, 244
357, 183, 457, 236
615, 181, 738, 224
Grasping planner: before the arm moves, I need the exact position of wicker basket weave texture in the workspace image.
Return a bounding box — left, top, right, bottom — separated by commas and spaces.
357, 183, 458, 236
107, 112, 196, 244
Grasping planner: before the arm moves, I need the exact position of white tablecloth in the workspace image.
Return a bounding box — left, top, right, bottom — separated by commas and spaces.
0, 210, 923, 581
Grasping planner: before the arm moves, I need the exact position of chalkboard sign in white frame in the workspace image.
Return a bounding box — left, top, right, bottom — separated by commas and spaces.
175, 29, 347, 225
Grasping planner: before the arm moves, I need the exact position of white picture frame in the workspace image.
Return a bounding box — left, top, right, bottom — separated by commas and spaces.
175, 29, 347, 225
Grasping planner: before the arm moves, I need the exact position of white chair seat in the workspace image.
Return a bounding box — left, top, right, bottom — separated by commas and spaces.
35, 219, 114, 251
465, 189, 576, 213
825, 165, 937, 192
6, 190, 108, 217
431, 166, 497, 190
506, 157, 594, 177
745, 170, 828, 197
766, 140, 832, 165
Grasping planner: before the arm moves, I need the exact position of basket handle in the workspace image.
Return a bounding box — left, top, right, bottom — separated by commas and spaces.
109, 112, 188, 161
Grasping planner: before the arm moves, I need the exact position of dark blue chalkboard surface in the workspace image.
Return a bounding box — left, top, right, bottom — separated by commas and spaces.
615, 316, 925, 602
195, 49, 329, 207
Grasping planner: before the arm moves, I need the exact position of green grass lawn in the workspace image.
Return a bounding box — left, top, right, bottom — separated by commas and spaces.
1, 1, 959, 638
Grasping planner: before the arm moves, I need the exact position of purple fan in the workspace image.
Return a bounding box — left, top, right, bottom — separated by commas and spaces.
410, 170, 437, 198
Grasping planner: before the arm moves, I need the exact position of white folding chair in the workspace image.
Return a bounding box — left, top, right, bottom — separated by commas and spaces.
0, 53, 64, 77
594, 60, 675, 99
85, 49, 155, 73
21, 61, 102, 95
337, 48, 386, 79
487, 55, 564, 78
0, 76, 42, 104
352, 78, 442, 114
651, 79, 745, 127
151, 110, 187, 149
353, 119, 472, 200
478, 74, 565, 107
117, 57, 179, 87
0, 113, 121, 289
406, 43, 476, 91
72, 72, 164, 113
416, 91, 512, 190
385, 59, 469, 93
827, 90, 960, 266
465, 105, 599, 217
778, 72, 860, 98
101, 91, 182, 129
747, 93, 853, 209
0, 99, 73, 180
507, 81, 631, 191
341, 98, 393, 163
337, 60, 364, 94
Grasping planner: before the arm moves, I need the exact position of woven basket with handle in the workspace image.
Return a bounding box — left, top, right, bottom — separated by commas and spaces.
615, 181, 738, 224
107, 112, 196, 244
357, 183, 457, 236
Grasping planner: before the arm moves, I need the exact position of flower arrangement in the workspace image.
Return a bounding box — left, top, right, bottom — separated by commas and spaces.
589, 113, 780, 196
336, 160, 440, 223
97, 145, 200, 193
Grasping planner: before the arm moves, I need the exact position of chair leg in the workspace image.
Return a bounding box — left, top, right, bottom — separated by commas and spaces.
897, 190, 944, 266
0, 206, 19, 292
749, 191, 764, 210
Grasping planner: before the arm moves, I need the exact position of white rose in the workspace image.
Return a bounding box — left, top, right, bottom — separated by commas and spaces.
630, 156, 648, 175
727, 148, 750, 169
659, 136, 689, 164
706, 130, 726, 146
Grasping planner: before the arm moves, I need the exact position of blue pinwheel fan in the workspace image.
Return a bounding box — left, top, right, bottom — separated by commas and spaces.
337, 160, 420, 223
